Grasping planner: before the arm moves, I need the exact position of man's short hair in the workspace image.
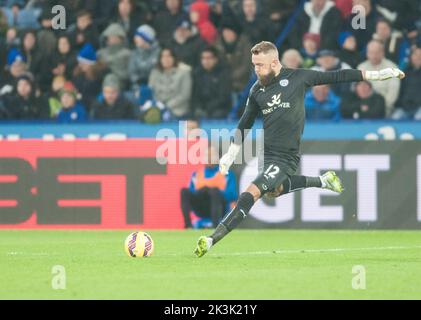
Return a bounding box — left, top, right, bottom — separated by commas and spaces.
376, 17, 391, 28
368, 39, 385, 50
251, 41, 278, 55
201, 46, 219, 59
76, 10, 92, 19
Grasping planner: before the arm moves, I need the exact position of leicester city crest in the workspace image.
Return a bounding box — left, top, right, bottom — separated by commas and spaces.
279, 79, 289, 87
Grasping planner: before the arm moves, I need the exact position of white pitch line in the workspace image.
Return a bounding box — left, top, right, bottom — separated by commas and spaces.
213, 245, 421, 256
161, 245, 421, 257
5, 245, 421, 258
6, 252, 54, 256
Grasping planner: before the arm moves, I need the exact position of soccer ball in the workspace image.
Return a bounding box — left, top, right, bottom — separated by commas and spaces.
124, 231, 154, 258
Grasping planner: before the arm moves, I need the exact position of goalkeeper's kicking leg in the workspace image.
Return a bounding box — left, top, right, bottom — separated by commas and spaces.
194, 183, 260, 258
194, 171, 343, 257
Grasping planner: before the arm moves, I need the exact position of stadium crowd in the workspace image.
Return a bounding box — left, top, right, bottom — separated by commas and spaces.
0, 0, 420, 122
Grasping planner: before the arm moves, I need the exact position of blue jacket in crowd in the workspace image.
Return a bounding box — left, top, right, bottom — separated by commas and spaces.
57, 102, 88, 123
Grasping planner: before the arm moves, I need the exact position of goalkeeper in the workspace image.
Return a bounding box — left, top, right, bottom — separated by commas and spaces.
194, 41, 405, 257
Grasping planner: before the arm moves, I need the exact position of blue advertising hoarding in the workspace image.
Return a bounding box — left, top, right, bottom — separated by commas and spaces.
0, 120, 420, 140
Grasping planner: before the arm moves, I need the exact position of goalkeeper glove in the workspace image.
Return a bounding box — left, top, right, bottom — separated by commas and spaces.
364, 68, 405, 81
219, 143, 241, 175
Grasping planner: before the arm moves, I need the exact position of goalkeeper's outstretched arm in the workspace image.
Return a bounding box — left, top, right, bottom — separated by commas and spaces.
219, 87, 260, 175
302, 67, 405, 87
362, 68, 405, 81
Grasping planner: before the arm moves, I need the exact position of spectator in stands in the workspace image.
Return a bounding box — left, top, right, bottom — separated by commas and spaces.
334, 0, 353, 18
57, 81, 87, 123
21, 29, 53, 93
149, 48, 192, 119
313, 49, 353, 96
169, 18, 206, 69
4, 26, 20, 49
337, 31, 363, 68
90, 0, 120, 32
91, 73, 135, 120
47, 75, 66, 118
136, 86, 173, 123
0, 47, 27, 94
36, 7, 58, 57
291, 0, 343, 50
1, 27, 19, 79
304, 84, 341, 121
376, 0, 420, 34
20, 30, 37, 70
128, 24, 160, 89
220, 0, 242, 23
313, 49, 352, 72
207, 0, 223, 28
215, 19, 252, 93
358, 40, 401, 116
183, 118, 203, 139
42, 0, 97, 27
238, 0, 270, 45
72, 43, 107, 111
391, 47, 421, 120
190, 0, 218, 45
97, 23, 131, 89
180, 144, 237, 229
0, 6, 8, 32
0, 0, 26, 8
0, 0, 27, 8
300, 32, 320, 68
346, 0, 384, 51
281, 49, 303, 68
372, 18, 409, 67
341, 80, 386, 119
0, 10, 8, 69
51, 35, 78, 81
3, 74, 49, 120
1, 2, 40, 30
192, 47, 232, 119
113, 0, 149, 40
262, 0, 296, 44
67, 10, 100, 50
153, 0, 187, 46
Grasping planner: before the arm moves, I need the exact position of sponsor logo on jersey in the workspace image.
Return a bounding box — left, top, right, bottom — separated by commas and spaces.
267, 94, 282, 107
262, 93, 291, 114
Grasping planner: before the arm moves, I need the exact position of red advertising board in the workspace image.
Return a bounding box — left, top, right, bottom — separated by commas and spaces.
0, 139, 205, 229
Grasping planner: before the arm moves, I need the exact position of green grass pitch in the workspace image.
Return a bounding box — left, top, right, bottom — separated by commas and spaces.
1, 230, 420, 299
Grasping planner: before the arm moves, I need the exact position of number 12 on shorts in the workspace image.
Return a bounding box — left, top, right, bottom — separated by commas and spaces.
264, 164, 280, 179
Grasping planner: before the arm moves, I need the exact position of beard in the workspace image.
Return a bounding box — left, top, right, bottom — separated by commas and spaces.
257, 69, 277, 87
